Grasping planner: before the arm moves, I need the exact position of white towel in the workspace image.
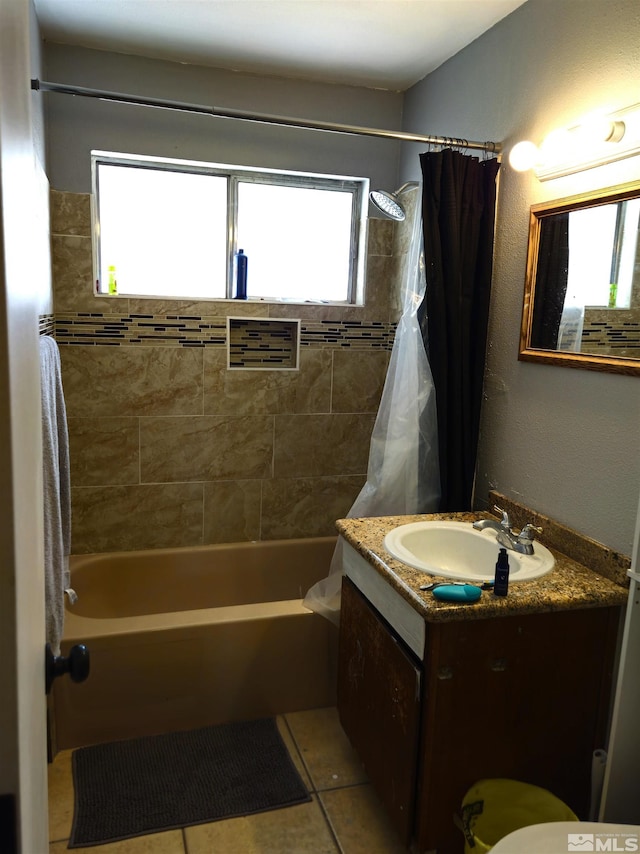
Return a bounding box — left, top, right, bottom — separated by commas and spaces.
40, 336, 71, 655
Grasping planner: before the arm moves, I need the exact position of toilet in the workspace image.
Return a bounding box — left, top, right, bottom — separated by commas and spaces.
491, 821, 640, 853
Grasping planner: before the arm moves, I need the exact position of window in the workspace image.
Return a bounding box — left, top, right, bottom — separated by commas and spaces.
564, 198, 640, 309
92, 152, 368, 303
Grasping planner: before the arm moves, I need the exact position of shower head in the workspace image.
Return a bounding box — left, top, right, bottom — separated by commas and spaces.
369, 182, 419, 221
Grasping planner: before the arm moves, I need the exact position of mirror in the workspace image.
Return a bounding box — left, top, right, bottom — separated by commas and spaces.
519, 179, 640, 375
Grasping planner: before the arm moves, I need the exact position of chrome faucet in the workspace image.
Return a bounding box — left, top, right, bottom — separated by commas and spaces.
473, 505, 543, 555
473, 505, 511, 536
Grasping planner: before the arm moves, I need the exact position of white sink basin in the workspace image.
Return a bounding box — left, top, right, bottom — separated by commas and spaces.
383, 520, 555, 582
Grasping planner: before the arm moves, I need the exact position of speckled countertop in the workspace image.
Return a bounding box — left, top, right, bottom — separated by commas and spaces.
336, 511, 629, 623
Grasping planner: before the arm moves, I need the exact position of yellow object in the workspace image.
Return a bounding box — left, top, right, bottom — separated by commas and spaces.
461, 778, 578, 853
107, 265, 117, 295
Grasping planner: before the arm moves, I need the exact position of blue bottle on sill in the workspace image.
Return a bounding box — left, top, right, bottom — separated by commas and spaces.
234, 249, 248, 299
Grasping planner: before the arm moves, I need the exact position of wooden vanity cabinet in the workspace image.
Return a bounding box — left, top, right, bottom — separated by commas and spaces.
337, 576, 422, 845
338, 575, 620, 854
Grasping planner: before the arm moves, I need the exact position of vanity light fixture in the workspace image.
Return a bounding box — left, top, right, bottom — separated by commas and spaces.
509, 102, 640, 181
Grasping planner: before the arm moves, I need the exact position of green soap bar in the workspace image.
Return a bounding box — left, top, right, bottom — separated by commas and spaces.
432, 584, 482, 603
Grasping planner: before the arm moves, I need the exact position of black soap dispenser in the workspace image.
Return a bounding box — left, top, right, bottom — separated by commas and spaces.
494, 548, 510, 597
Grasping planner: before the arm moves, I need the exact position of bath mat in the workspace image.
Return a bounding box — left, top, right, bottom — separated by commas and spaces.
69, 717, 310, 847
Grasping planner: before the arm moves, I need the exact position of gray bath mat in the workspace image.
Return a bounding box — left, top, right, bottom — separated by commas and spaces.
69, 717, 311, 847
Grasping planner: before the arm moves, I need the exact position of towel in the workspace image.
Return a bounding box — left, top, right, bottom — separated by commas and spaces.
40, 336, 71, 655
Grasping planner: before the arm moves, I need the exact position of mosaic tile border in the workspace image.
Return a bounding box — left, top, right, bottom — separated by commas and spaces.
39, 313, 55, 337
53, 313, 396, 350
302, 321, 394, 349
55, 313, 227, 347
582, 309, 640, 357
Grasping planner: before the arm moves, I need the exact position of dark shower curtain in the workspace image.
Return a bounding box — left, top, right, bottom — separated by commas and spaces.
419, 149, 500, 512
530, 213, 569, 350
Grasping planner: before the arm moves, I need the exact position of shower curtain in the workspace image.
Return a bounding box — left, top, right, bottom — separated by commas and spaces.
303, 187, 441, 625
530, 213, 569, 350
419, 149, 500, 512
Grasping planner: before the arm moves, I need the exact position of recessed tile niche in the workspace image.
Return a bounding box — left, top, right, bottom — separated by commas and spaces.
227, 316, 301, 370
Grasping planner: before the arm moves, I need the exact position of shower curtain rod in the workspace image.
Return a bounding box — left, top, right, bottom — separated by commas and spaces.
31, 79, 501, 154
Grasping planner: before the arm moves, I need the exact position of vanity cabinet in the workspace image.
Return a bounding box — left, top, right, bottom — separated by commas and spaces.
338, 574, 620, 854
338, 576, 422, 844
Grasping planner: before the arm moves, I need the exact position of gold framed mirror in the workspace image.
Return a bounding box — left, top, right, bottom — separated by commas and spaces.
519, 179, 640, 375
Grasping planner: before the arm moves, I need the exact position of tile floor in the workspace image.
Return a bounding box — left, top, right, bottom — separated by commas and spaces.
48, 706, 409, 853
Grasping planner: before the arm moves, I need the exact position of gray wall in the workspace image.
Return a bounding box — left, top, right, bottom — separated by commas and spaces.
42, 43, 403, 195
401, 0, 640, 554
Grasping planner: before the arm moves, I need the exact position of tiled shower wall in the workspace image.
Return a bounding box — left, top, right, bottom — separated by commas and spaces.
582, 308, 640, 357
51, 189, 414, 554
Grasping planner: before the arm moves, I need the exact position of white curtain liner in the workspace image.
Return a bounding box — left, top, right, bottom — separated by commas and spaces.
303, 189, 440, 624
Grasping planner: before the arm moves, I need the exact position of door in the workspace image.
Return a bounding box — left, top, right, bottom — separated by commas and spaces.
0, 0, 50, 850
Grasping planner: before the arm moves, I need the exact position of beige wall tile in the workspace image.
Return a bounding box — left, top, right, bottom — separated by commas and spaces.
51, 234, 92, 310
50, 189, 91, 237
388, 252, 405, 323
52, 190, 404, 552
364, 253, 393, 319
331, 350, 389, 413
204, 349, 332, 416
394, 187, 420, 256
367, 217, 394, 256
52, 234, 129, 315
273, 414, 374, 478
127, 298, 269, 317
140, 415, 273, 482
203, 480, 262, 543
261, 475, 365, 539
71, 483, 203, 553
68, 417, 139, 486
268, 303, 378, 322
60, 346, 203, 417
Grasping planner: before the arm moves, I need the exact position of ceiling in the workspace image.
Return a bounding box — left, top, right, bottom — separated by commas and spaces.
33, 0, 527, 91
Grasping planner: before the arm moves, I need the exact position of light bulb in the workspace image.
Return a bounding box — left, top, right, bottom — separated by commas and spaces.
578, 114, 614, 144
540, 127, 575, 162
508, 140, 540, 172
578, 115, 626, 144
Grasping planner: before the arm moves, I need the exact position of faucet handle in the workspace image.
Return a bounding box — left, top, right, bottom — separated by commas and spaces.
493, 505, 511, 529
518, 523, 543, 543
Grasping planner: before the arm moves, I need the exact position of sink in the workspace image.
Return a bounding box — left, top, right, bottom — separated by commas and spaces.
383, 520, 555, 582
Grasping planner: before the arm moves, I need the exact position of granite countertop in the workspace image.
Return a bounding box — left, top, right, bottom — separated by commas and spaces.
336, 511, 629, 623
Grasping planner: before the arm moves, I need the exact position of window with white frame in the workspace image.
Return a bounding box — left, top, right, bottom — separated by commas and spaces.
92, 152, 369, 303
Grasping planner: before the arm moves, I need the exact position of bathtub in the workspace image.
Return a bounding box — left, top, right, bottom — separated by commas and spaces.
53, 537, 338, 750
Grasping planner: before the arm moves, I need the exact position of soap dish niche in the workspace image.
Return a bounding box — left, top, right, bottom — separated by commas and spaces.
227, 316, 301, 371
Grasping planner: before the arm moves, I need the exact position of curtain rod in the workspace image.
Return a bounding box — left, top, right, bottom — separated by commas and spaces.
31, 78, 501, 154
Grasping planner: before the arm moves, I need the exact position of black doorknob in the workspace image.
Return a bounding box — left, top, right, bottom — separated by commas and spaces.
45, 643, 90, 694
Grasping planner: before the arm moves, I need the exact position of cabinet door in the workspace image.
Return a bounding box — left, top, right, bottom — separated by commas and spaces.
337, 577, 422, 845
415, 606, 620, 854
